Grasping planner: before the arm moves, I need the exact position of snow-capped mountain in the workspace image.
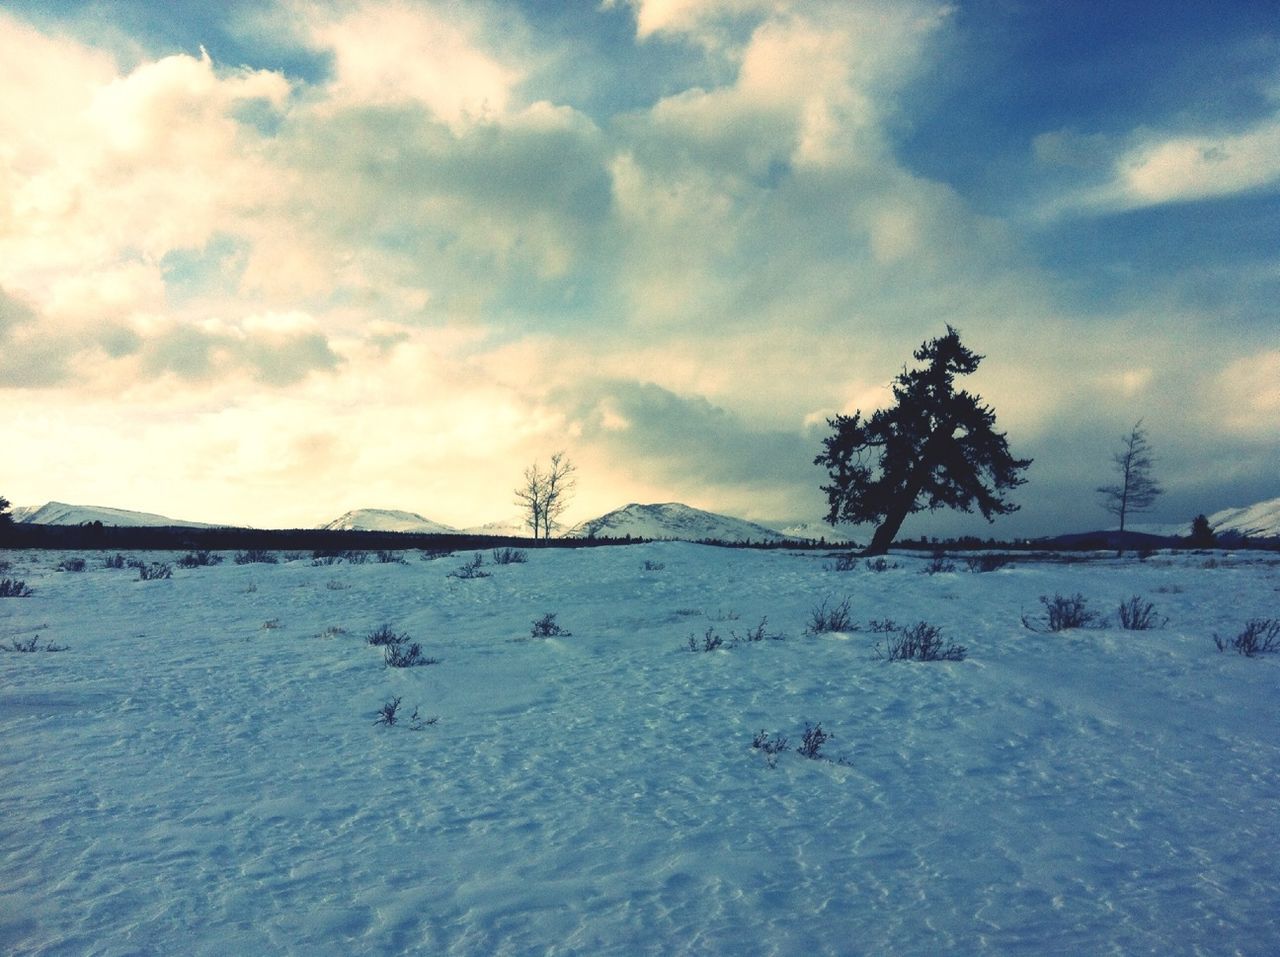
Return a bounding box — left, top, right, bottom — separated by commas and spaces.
460, 515, 534, 538
1205, 496, 1280, 539
777, 521, 856, 545
1129, 495, 1280, 541
13, 501, 212, 527
566, 503, 789, 543
320, 509, 458, 534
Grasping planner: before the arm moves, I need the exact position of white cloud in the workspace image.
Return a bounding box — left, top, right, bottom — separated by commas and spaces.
606, 0, 779, 40
1215, 350, 1280, 438
1048, 113, 1280, 214
301, 0, 522, 128
1116, 119, 1280, 206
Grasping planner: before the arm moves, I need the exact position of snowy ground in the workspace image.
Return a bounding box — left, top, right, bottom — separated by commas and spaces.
2, 544, 1278, 956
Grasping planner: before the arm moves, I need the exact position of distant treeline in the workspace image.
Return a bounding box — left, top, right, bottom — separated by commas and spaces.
0, 523, 614, 553
0, 522, 1274, 554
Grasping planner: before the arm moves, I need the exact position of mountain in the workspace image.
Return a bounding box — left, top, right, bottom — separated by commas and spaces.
460, 515, 533, 538
321, 509, 458, 534
13, 501, 213, 528
778, 521, 856, 545
1204, 496, 1280, 540
1127, 495, 1280, 542
566, 503, 789, 543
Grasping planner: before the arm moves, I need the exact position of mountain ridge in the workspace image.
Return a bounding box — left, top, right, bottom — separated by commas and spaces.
566, 502, 790, 543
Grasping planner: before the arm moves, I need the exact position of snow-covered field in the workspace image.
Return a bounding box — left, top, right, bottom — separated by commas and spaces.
2, 544, 1278, 956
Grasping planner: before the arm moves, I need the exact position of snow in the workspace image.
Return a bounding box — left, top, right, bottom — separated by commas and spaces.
1129, 496, 1280, 541
459, 515, 533, 538
2, 544, 1279, 955
13, 502, 212, 528
1206, 496, 1280, 539
568, 502, 789, 543
322, 509, 459, 534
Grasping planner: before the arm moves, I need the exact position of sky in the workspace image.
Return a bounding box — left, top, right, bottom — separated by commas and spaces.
1, 0, 1277, 538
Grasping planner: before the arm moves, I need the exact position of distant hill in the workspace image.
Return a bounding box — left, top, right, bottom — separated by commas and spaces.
13, 501, 213, 528
321, 509, 458, 534
777, 521, 856, 545
460, 515, 533, 538
1044, 494, 1280, 549
566, 503, 789, 543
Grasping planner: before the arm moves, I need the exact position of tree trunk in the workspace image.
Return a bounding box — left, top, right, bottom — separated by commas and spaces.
861, 427, 951, 556
863, 508, 909, 556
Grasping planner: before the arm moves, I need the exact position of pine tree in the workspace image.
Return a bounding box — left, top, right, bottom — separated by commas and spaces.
1097, 421, 1163, 556
815, 327, 1031, 555
1188, 514, 1215, 548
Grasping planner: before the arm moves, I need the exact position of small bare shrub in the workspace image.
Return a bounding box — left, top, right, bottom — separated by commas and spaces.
1023, 593, 1098, 632
448, 553, 489, 579
374, 696, 403, 726
103, 553, 128, 569
752, 730, 790, 768
408, 707, 439, 730
1214, 618, 1280, 657
366, 624, 408, 647
57, 558, 87, 573
261, 618, 281, 631
0, 579, 33, 598
876, 621, 967, 661
317, 625, 348, 638
864, 558, 899, 572
138, 562, 172, 581
373, 697, 439, 728
807, 597, 854, 634
688, 627, 724, 652
325, 579, 349, 591
1117, 595, 1165, 630
922, 556, 956, 575
235, 549, 278, 565
866, 618, 899, 633
730, 617, 771, 644
2, 635, 68, 652
797, 723, 830, 760
384, 641, 439, 668
643, 560, 665, 571
965, 555, 1009, 573
178, 550, 222, 568
531, 613, 571, 638
831, 553, 859, 572
375, 550, 407, 564
491, 547, 528, 565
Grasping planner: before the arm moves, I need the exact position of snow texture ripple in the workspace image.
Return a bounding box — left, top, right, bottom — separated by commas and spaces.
2, 544, 1278, 955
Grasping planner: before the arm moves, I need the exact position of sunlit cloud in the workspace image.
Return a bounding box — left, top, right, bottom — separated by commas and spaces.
0, 0, 1274, 535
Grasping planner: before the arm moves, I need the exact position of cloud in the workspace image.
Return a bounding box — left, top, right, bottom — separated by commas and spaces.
1043, 113, 1280, 215
139, 314, 341, 386
2, 2, 1273, 534
1215, 350, 1280, 439
557, 379, 821, 520
303, 0, 523, 128
606, 0, 778, 40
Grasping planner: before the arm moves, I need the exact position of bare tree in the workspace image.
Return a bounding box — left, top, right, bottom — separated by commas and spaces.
540, 452, 576, 540
514, 453, 576, 541
514, 463, 547, 540
1097, 420, 1163, 556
